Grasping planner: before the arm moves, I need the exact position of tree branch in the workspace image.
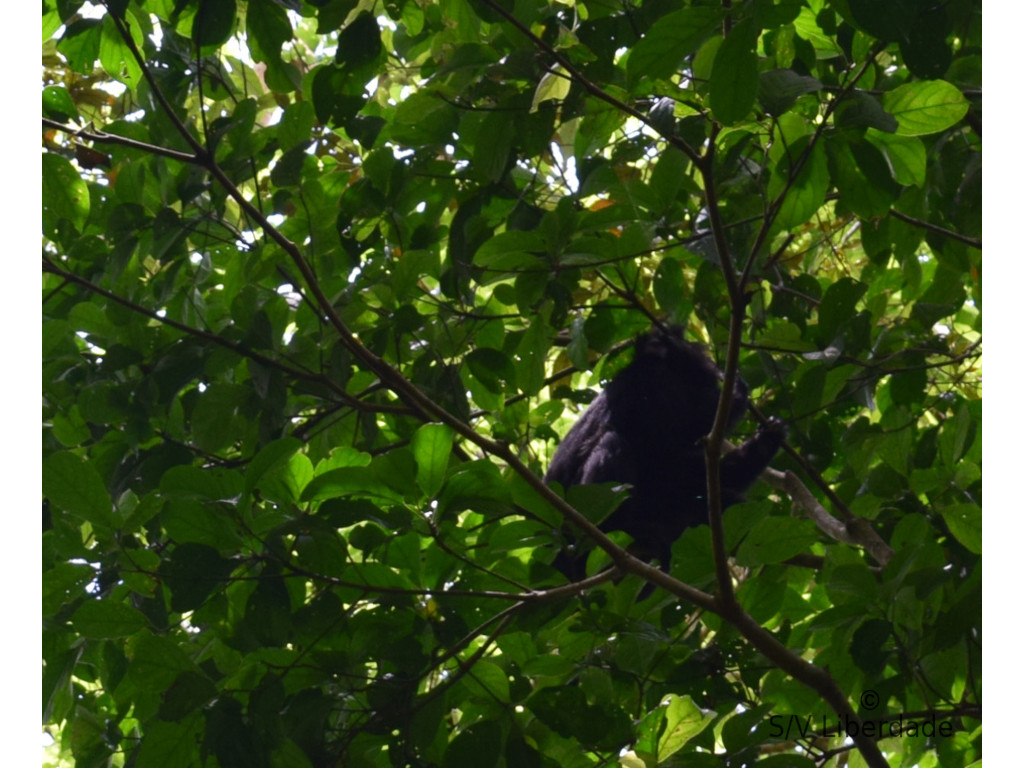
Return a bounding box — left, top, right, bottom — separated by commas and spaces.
890, 209, 982, 249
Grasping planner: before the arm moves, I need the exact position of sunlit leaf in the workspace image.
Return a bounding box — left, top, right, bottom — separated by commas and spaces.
41, 154, 89, 239
412, 423, 454, 497
883, 80, 969, 136
530, 66, 571, 113
626, 7, 723, 86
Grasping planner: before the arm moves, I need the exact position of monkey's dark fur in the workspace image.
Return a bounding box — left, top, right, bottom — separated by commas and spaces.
545, 327, 785, 580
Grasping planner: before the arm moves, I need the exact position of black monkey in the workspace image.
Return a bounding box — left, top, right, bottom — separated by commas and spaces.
545, 327, 785, 581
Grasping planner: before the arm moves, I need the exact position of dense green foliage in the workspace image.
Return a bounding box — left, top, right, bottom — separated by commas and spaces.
42, 1, 981, 766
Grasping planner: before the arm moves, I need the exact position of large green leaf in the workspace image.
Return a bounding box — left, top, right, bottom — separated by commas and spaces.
193, 0, 237, 49
634, 694, 716, 764
72, 600, 149, 638
42, 154, 89, 239
626, 7, 723, 86
709, 20, 759, 125
412, 423, 454, 497
43, 452, 114, 528
769, 135, 829, 230
883, 80, 969, 136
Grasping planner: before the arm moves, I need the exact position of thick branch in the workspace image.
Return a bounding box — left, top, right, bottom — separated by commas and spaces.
760, 468, 895, 566
42, 117, 195, 162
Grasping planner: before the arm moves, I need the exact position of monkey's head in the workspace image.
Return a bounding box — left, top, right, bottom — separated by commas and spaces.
608, 327, 749, 445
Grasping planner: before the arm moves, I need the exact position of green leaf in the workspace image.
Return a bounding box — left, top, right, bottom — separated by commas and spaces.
938, 503, 981, 555
565, 314, 590, 370
474, 230, 547, 267
43, 562, 95, 615
471, 111, 515, 183
517, 313, 551, 396
42, 153, 89, 239
127, 633, 199, 690
508, 473, 561, 528
850, 618, 891, 674
302, 465, 405, 503
865, 129, 927, 187
882, 80, 969, 136
816, 277, 867, 344
245, 437, 303, 494
792, 6, 843, 58
162, 498, 242, 548
133, 718, 204, 768
336, 12, 382, 71
465, 348, 517, 394
634, 694, 715, 764
158, 672, 219, 723
43, 451, 114, 527
736, 517, 820, 565
769, 136, 828, 230
626, 7, 723, 86
443, 720, 502, 768
42, 85, 80, 122
56, 19, 102, 74
709, 20, 759, 125
758, 69, 822, 116
565, 482, 628, 526
938, 403, 972, 468
72, 600, 149, 638
846, 0, 916, 41
847, 0, 951, 78
291, 532, 350, 578
899, 14, 952, 79
460, 659, 511, 703
193, 0, 237, 50
834, 91, 897, 133
530, 66, 571, 113
504, 735, 552, 768
245, 570, 292, 646
190, 384, 247, 453
204, 698, 266, 768
246, 0, 296, 90
159, 543, 237, 612
653, 256, 686, 314
390, 91, 458, 145
824, 564, 879, 606
827, 135, 900, 218
437, 460, 511, 517
412, 424, 454, 497
277, 101, 316, 151
526, 686, 633, 751
888, 368, 927, 405
99, 15, 143, 87
648, 147, 691, 209
160, 466, 245, 501
43, 3, 64, 42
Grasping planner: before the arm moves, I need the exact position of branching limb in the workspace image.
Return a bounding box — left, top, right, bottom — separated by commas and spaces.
760, 467, 895, 566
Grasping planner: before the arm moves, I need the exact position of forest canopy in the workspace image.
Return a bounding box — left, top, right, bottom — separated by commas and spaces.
42, 1, 981, 767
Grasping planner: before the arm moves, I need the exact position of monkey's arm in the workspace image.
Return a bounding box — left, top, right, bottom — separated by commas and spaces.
719, 418, 786, 497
